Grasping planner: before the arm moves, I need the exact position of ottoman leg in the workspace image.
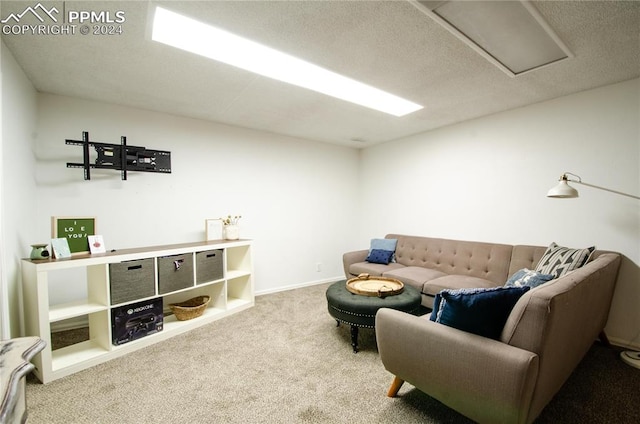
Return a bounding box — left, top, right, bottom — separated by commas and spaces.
335, 319, 340, 327
350, 325, 359, 353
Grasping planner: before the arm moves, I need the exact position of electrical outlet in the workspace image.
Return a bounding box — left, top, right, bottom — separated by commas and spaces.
316, 262, 322, 272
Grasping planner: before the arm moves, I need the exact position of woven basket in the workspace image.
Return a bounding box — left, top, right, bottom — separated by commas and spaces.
169, 295, 211, 321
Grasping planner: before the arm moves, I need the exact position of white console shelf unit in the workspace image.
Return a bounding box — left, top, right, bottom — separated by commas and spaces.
22, 239, 253, 383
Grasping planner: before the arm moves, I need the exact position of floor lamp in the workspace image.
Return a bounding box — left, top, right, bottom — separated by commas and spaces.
547, 172, 640, 200
547, 172, 640, 369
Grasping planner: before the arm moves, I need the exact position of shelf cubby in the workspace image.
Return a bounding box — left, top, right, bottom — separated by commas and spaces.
22, 239, 253, 383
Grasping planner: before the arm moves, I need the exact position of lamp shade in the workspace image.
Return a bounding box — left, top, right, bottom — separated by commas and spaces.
547, 179, 579, 198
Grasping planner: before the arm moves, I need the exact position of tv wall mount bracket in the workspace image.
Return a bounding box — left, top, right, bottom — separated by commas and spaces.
66, 131, 171, 181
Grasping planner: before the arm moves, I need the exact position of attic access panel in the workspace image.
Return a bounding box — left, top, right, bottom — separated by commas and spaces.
66, 131, 171, 180
414, 0, 573, 76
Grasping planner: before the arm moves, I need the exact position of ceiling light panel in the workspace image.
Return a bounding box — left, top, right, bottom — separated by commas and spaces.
412, 0, 573, 76
151, 6, 423, 116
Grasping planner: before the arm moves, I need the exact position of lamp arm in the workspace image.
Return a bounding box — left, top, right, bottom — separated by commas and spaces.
570, 180, 640, 200
551, 172, 640, 200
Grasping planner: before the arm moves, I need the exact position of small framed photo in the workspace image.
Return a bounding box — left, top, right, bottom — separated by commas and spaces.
51, 238, 72, 259
88, 235, 106, 254
51, 216, 96, 256
205, 218, 223, 241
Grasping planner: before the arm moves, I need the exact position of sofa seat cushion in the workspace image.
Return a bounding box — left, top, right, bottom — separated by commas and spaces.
349, 261, 404, 277
424, 275, 499, 297
382, 267, 447, 292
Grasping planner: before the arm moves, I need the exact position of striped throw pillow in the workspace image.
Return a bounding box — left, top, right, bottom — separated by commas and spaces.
535, 242, 595, 278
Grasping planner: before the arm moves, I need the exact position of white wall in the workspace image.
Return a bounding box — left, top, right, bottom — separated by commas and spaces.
32, 93, 359, 307
359, 78, 640, 348
1, 42, 39, 338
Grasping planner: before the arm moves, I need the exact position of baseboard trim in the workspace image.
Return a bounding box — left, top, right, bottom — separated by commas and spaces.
50, 316, 89, 333
255, 277, 343, 297
608, 336, 640, 351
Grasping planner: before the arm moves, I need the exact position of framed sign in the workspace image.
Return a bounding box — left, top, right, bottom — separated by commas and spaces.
205, 218, 223, 241
51, 216, 96, 256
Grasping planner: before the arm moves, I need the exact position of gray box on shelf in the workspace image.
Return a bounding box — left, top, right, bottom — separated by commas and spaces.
196, 249, 224, 284
109, 258, 155, 305
158, 253, 194, 294
111, 297, 163, 345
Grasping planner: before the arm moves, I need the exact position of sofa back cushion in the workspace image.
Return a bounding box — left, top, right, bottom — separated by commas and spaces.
386, 234, 513, 285
508, 245, 548, 276
509, 245, 607, 277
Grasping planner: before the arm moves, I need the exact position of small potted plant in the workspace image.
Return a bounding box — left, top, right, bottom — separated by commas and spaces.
221, 215, 241, 240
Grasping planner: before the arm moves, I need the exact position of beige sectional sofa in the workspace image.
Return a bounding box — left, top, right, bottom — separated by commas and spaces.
344, 234, 516, 308
343, 234, 621, 424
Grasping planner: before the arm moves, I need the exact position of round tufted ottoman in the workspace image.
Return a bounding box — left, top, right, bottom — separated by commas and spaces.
326, 280, 422, 352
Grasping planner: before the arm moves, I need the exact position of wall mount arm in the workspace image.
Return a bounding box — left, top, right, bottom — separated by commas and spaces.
66, 131, 171, 181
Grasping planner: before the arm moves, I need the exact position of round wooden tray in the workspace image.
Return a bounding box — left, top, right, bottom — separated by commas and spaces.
346, 274, 404, 298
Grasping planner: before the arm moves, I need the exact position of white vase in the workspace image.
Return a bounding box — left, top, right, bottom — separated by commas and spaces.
224, 225, 239, 240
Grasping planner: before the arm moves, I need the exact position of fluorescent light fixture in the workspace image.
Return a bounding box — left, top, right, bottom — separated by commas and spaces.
151, 6, 423, 117
411, 1, 573, 77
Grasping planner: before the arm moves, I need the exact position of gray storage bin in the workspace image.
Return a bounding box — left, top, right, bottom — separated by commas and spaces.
109, 258, 155, 305
158, 253, 194, 294
196, 249, 224, 284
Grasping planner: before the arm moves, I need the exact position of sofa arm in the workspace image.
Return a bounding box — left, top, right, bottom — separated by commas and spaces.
342, 249, 369, 279
376, 308, 539, 424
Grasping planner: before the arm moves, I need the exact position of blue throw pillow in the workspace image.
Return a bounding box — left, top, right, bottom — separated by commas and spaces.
370, 238, 397, 252
369, 238, 397, 263
365, 249, 394, 265
505, 268, 555, 288
430, 286, 530, 340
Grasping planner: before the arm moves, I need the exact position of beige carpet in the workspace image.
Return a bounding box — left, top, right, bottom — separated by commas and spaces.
26, 281, 640, 423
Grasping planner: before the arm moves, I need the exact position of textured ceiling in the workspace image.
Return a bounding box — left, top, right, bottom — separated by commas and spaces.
2, 0, 639, 148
